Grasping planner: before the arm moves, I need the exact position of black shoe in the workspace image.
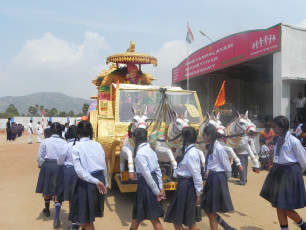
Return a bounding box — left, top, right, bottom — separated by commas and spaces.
53, 219, 60, 228
42, 208, 50, 217
235, 181, 245, 186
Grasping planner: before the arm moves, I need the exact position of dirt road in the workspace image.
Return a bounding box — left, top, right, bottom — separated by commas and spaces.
1, 133, 306, 230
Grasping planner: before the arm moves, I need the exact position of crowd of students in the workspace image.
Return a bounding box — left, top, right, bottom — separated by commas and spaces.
6, 117, 24, 141
35, 120, 107, 230
34, 115, 306, 230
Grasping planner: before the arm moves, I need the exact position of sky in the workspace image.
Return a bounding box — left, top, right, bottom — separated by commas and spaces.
1, 0, 306, 100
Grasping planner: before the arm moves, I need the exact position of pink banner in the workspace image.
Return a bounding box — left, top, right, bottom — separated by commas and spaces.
172, 24, 280, 83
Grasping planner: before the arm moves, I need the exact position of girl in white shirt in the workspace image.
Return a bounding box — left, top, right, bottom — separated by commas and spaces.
164, 126, 202, 230
57, 125, 79, 230
201, 124, 234, 230
36, 122, 66, 225
260, 116, 306, 230
130, 128, 165, 230
68, 121, 108, 230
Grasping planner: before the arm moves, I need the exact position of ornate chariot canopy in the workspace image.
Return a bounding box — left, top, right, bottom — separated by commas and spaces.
106, 41, 158, 67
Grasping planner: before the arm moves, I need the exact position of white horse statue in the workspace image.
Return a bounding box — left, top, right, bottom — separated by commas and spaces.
149, 110, 205, 179
224, 111, 260, 171
120, 107, 148, 175
196, 112, 243, 170
153, 110, 189, 170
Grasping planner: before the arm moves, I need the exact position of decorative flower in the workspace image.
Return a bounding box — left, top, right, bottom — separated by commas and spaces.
128, 123, 132, 138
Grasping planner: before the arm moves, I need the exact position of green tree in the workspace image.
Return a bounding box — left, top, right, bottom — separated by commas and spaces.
34, 105, 40, 116
68, 110, 75, 117
40, 105, 45, 115
49, 108, 58, 116
5, 104, 19, 116
45, 109, 50, 117
82, 103, 90, 115
59, 111, 67, 117
28, 106, 37, 116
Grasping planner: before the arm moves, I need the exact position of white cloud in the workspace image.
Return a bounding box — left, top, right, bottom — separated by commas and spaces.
145, 40, 187, 87
296, 19, 306, 28
1, 31, 110, 99
0, 34, 190, 99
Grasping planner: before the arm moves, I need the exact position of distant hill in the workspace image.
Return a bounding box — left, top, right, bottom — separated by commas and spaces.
0, 92, 93, 115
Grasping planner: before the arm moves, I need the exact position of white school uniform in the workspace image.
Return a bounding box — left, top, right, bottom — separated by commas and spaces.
28, 122, 33, 143
72, 137, 108, 186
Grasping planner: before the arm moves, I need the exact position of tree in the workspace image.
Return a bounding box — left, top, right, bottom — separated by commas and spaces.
49, 108, 58, 116
40, 105, 45, 115
28, 106, 37, 116
34, 105, 40, 116
5, 104, 19, 116
82, 103, 90, 115
59, 111, 67, 117
68, 110, 75, 117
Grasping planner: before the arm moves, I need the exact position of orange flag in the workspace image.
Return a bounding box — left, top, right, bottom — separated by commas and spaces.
214, 81, 226, 107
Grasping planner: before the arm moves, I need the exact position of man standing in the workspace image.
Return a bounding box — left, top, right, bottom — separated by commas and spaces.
28, 120, 34, 144
35, 121, 43, 143
292, 92, 306, 119
235, 133, 257, 186
6, 118, 11, 141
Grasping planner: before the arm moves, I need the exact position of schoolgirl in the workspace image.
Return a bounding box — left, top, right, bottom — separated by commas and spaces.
164, 126, 202, 230
201, 124, 235, 230
130, 128, 165, 230
260, 116, 306, 230
68, 120, 108, 230
35, 122, 66, 223
56, 125, 79, 230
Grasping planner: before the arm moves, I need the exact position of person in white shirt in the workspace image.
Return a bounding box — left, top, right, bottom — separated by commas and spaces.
260, 116, 306, 230
57, 125, 79, 230
295, 116, 304, 137
259, 139, 269, 170
201, 124, 235, 230
130, 128, 165, 230
165, 126, 203, 230
35, 121, 43, 143
292, 92, 306, 119
235, 133, 257, 186
27, 119, 33, 144
35, 122, 66, 226
62, 122, 69, 139
68, 121, 108, 230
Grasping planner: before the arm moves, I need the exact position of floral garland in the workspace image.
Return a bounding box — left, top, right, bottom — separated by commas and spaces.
163, 126, 169, 140
128, 123, 133, 138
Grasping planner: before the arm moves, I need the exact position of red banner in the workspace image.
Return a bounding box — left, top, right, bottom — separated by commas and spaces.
172, 24, 281, 83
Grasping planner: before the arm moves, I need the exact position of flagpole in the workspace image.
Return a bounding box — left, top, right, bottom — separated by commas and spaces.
186, 22, 190, 90
186, 41, 190, 90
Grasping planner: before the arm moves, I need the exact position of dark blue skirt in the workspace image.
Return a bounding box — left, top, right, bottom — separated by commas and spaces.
35, 159, 59, 196
164, 177, 202, 227
260, 163, 306, 210
132, 173, 164, 222
56, 165, 78, 202
68, 171, 105, 224
201, 171, 234, 213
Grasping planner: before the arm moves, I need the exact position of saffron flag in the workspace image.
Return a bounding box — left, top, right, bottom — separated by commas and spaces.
186, 24, 194, 44
214, 81, 226, 107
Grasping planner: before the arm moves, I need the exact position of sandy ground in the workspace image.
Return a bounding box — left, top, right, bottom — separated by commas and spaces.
1, 133, 306, 230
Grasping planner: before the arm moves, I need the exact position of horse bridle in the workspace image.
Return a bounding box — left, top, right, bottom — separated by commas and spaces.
223, 117, 254, 138
157, 119, 185, 143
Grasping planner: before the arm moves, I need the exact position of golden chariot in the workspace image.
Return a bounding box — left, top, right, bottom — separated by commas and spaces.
89, 41, 204, 192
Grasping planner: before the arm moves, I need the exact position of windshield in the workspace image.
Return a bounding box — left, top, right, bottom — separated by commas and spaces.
118, 89, 201, 123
